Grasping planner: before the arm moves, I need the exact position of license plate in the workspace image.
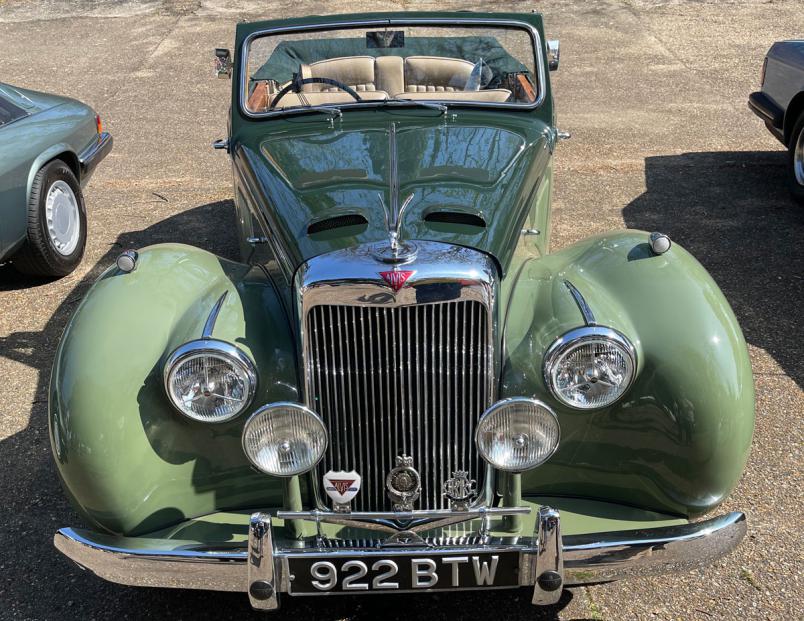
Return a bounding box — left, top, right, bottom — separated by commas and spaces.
288, 551, 520, 594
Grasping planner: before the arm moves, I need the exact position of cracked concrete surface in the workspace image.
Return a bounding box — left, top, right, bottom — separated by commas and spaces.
0, 1, 802, 619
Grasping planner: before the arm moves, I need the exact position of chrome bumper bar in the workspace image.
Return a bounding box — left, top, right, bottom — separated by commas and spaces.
54, 509, 746, 610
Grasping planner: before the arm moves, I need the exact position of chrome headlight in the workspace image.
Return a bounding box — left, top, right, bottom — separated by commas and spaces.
544, 327, 636, 410
164, 340, 257, 422
242, 402, 328, 476
476, 398, 560, 472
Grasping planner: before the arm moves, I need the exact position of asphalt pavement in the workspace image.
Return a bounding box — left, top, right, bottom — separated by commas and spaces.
0, 1, 802, 619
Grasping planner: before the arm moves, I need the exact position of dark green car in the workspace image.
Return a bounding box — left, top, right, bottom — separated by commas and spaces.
50, 12, 753, 609
0, 83, 112, 276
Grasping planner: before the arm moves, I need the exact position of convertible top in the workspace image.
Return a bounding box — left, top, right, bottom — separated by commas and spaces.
250, 36, 530, 84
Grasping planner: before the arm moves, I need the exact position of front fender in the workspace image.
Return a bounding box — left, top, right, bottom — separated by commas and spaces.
503, 231, 754, 518
49, 244, 299, 536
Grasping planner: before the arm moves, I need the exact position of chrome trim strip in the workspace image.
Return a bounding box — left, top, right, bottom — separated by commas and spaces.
276, 506, 530, 535
53, 511, 746, 596
239, 17, 547, 120
563, 280, 596, 326
202, 291, 229, 339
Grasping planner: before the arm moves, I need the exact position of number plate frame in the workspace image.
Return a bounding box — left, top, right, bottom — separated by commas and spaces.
286, 549, 521, 595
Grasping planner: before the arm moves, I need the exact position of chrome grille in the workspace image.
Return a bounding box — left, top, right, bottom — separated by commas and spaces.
306, 300, 490, 511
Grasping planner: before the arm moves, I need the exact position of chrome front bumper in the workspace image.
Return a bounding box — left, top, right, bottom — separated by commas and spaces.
55, 508, 745, 610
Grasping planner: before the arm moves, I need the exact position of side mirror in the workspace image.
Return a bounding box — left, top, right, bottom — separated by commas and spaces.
215, 48, 232, 79
547, 40, 560, 71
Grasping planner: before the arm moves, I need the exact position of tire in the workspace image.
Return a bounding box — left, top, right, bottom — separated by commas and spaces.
788, 113, 804, 205
11, 159, 87, 277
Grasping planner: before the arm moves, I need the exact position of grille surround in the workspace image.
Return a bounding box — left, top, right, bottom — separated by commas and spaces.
296, 241, 498, 513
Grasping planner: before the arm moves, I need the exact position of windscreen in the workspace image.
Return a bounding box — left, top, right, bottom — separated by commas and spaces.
243, 24, 540, 114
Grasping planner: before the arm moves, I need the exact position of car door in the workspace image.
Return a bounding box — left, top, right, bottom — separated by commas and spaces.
0, 93, 31, 259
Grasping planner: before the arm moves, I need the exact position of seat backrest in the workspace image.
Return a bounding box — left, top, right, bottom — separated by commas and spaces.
375, 56, 404, 98
301, 56, 377, 93
404, 56, 475, 93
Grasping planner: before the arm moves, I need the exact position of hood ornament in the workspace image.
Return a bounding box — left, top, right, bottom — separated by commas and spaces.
374, 122, 417, 264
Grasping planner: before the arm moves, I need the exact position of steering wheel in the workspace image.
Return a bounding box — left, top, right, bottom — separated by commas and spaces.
269, 75, 363, 109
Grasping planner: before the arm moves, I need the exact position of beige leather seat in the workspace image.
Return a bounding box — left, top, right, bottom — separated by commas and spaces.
404, 56, 474, 92
400, 56, 511, 102
300, 56, 380, 93
252, 54, 512, 110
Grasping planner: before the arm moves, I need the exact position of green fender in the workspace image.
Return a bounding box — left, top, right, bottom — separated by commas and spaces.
502, 230, 754, 518
49, 244, 299, 536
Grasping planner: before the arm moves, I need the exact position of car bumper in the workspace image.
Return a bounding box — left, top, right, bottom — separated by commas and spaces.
748, 91, 785, 143
54, 508, 746, 610
77, 131, 113, 185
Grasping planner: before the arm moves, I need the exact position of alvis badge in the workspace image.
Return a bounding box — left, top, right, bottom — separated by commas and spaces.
323, 470, 361, 512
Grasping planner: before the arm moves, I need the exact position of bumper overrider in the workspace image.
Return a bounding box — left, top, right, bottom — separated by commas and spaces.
54, 507, 746, 610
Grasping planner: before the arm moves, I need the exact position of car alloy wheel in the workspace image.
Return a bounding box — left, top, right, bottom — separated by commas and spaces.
795, 123, 804, 187
45, 179, 81, 255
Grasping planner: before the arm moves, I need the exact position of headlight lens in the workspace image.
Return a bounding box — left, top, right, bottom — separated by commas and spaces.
544, 327, 636, 410
476, 398, 560, 472
242, 402, 328, 476
164, 340, 256, 422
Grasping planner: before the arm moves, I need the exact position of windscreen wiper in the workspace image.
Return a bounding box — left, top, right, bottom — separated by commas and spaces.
381, 99, 448, 114
272, 105, 343, 121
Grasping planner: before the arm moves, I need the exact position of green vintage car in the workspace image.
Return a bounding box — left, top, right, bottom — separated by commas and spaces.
0, 82, 112, 276
51, 12, 753, 609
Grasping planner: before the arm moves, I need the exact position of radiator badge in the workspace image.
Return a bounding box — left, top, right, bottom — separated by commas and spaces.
323, 470, 361, 512
443, 470, 477, 511
379, 269, 414, 292
386, 454, 421, 511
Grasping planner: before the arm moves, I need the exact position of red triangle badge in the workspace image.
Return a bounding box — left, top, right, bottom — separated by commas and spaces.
380, 270, 414, 292
328, 479, 356, 495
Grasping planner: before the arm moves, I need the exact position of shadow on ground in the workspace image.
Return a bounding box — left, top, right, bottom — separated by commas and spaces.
0, 200, 583, 619
623, 150, 803, 388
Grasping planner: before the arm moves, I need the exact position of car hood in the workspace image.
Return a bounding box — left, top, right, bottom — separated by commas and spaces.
0, 83, 73, 114
235, 111, 552, 277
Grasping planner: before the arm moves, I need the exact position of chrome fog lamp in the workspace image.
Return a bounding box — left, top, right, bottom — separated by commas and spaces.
544, 326, 636, 410
476, 398, 560, 472
164, 340, 257, 422
242, 403, 328, 477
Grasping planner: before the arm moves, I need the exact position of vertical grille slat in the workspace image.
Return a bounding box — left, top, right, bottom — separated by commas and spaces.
307, 300, 488, 511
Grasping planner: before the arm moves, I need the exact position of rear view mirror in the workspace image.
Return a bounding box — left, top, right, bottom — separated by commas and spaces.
215, 48, 232, 79
547, 40, 560, 71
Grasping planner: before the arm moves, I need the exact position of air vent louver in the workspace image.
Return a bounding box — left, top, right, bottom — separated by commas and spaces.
308, 214, 368, 235
424, 211, 486, 228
